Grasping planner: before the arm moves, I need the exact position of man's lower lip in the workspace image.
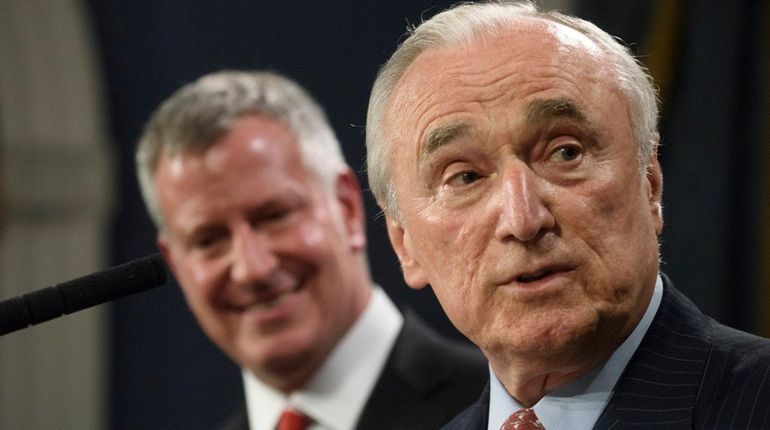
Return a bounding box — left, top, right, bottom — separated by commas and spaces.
236, 292, 301, 331
248, 292, 293, 311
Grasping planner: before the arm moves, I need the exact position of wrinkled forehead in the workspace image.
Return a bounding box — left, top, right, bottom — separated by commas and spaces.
407, 17, 604, 91
383, 17, 611, 136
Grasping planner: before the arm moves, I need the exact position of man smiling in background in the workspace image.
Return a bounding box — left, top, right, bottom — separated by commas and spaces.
136, 70, 486, 430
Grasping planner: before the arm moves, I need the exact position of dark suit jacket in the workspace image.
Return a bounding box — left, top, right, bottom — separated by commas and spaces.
219, 311, 488, 430
443, 276, 770, 429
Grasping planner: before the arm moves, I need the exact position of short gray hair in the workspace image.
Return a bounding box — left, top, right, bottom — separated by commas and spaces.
137, 70, 347, 230
366, 0, 659, 219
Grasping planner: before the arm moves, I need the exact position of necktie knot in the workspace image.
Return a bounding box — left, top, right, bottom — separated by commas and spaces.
277, 408, 308, 430
500, 408, 545, 430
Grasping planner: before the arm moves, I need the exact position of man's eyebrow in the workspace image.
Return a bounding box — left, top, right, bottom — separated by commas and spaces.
525, 98, 587, 124
421, 122, 472, 157
419, 99, 587, 160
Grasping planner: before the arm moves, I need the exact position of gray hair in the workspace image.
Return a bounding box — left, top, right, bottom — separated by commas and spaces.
136, 70, 347, 230
366, 0, 659, 219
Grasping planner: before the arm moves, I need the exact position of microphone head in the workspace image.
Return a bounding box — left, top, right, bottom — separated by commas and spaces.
0, 254, 169, 336
58, 253, 169, 314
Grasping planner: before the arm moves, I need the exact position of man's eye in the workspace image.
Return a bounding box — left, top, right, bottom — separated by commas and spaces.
194, 234, 222, 249
264, 208, 290, 222
460, 171, 481, 184
448, 170, 481, 186
552, 145, 582, 162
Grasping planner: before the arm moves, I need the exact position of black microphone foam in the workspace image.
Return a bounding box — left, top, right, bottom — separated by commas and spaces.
0, 254, 168, 336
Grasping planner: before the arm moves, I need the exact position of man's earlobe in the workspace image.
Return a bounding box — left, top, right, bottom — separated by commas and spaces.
385, 216, 429, 289
156, 234, 177, 277
646, 139, 664, 235
335, 170, 367, 252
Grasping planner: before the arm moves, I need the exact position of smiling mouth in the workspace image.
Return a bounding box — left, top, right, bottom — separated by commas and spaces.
228, 281, 305, 313
246, 291, 295, 311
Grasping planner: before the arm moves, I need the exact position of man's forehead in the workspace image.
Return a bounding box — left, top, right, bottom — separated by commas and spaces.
392, 21, 600, 113
169, 116, 299, 167
380, 15, 617, 175
538, 18, 603, 57
398, 21, 600, 97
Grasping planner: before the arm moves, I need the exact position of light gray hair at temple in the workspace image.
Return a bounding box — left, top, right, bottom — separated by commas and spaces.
365, 0, 660, 221
136, 70, 347, 231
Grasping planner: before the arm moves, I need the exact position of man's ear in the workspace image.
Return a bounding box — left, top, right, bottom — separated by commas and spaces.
385, 215, 429, 290
335, 169, 367, 252
646, 136, 664, 235
156, 233, 178, 279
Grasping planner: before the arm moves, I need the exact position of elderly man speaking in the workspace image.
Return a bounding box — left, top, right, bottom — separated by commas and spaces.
365, 1, 770, 429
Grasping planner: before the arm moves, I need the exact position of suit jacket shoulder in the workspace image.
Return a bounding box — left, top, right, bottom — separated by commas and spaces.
694, 309, 770, 428
596, 275, 770, 429
356, 309, 488, 429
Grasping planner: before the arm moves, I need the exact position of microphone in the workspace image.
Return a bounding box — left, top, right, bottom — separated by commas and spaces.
0, 254, 168, 336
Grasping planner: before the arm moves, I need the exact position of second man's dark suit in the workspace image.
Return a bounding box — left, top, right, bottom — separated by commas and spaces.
443, 275, 770, 429
219, 311, 488, 430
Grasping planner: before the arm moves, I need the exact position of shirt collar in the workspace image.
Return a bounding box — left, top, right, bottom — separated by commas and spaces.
488, 275, 664, 430
244, 287, 403, 430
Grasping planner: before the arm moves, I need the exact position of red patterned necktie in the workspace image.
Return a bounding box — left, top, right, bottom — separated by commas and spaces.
500, 408, 545, 430
277, 408, 308, 430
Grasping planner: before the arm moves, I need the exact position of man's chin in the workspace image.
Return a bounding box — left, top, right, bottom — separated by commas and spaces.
237, 336, 317, 373
483, 313, 602, 358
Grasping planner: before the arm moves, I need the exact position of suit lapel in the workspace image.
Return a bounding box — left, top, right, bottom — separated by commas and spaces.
594, 277, 711, 429
216, 405, 249, 430
356, 311, 487, 429
442, 384, 490, 430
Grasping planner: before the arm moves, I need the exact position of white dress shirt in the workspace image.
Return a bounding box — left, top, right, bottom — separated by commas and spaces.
243, 287, 403, 430
488, 276, 664, 430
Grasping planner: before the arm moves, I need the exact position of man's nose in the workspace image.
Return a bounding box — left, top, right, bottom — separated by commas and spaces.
230, 226, 279, 286
493, 163, 555, 243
